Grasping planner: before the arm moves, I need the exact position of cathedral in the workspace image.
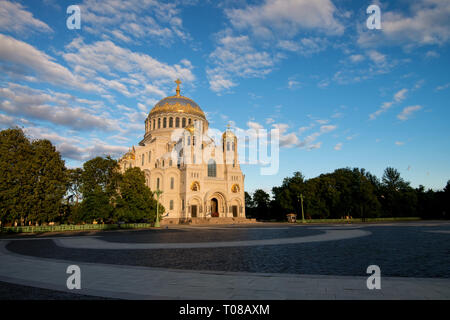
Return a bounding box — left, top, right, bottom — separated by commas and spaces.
119, 80, 249, 224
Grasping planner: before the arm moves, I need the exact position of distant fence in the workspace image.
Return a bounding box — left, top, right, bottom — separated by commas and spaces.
0, 223, 153, 234
297, 217, 421, 224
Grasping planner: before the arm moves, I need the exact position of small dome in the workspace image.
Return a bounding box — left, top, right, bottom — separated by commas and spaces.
222, 125, 236, 140
149, 79, 206, 119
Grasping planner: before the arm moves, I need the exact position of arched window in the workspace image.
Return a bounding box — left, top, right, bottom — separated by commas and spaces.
176, 117, 180, 127
156, 178, 160, 190
188, 118, 192, 124
182, 117, 186, 127
153, 119, 155, 130
227, 142, 230, 151
170, 200, 174, 210
169, 117, 173, 128
208, 159, 216, 177
148, 151, 151, 162
158, 118, 161, 129
163, 117, 167, 128
170, 177, 174, 189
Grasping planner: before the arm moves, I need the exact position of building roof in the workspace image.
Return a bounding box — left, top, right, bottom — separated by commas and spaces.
149, 79, 206, 119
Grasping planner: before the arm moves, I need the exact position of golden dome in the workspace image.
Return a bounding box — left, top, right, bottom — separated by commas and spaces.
222, 124, 236, 140
149, 79, 206, 119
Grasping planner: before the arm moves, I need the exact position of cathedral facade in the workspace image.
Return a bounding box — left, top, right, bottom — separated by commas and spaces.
119, 80, 247, 224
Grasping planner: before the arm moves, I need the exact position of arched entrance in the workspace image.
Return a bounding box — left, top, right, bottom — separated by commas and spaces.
189, 197, 202, 218
210, 198, 219, 217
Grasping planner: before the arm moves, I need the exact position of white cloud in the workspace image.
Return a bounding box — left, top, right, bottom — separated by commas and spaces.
397, 105, 422, 121
296, 124, 337, 149
436, 83, 450, 91
395, 141, 405, 146
287, 79, 301, 90
394, 88, 408, 102
349, 54, 365, 63
277, 37, 328, 56
0, 83, 119, 131
79, 0, 190, 44
370, 88, 408, 120
367, 50, 386, 65
334, 142, 343, 151
247, 121, 264, 131
320, 125, 337, 133
207, 33, 275, 92
20, 126, 128, 162
64, 38, 194, 82
226, 0, 344, 38
425, 50, 440, 58
0, 34, 102, 93
307, 142, 322, 150
0, 113, 15, 127
358, 0, 450, 48
62, 37, 194, 100
0, 0, 53, 34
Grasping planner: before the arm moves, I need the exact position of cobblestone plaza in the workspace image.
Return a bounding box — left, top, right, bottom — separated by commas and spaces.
0, 221, 449, 299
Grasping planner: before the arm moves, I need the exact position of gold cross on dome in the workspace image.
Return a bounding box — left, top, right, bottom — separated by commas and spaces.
175, 79, 181, 96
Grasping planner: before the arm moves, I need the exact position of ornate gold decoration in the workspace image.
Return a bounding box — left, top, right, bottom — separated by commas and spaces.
222, 129, 236, 140
231, 184, 240, 193
121, 146, 136, 161
185, 123, 195, 135
190, 181, 200, 191
149, 100, 206, 119
175, 79, 181, 97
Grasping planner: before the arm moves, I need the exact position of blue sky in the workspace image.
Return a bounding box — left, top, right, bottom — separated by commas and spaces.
0, 0, 449, 193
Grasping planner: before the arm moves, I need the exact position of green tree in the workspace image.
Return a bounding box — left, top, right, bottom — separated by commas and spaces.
0, 128, 67, 225
380, 167, 416, 217
272, 171, 306, 217
382, 167, 409, 191
67, 168, 83, 205
115, 167, 162, 223
252, 189, 270, 220
28, 139, 67, 224
79, 156, 120, 223
66, 168, 83, 223
244, 191, 254, 218
0, 128, 33, 225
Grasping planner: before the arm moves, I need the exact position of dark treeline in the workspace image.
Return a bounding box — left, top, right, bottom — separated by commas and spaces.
0, 128, 163, 226
245, 168, 450, 221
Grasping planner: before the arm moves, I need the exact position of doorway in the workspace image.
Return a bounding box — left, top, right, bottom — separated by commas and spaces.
191, 205, 197, 218
211, 198, 219, 217
232, 205, 238, 217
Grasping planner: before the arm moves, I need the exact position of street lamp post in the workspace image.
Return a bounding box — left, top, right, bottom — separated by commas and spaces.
300, 193, 305, 224
154, 189, 163, 228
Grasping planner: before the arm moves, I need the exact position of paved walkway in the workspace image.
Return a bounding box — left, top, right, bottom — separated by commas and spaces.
53, 229, 371, 249
1, 236, 449, 299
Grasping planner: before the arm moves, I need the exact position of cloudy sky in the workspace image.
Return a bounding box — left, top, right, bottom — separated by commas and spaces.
0, 0, 449, 192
